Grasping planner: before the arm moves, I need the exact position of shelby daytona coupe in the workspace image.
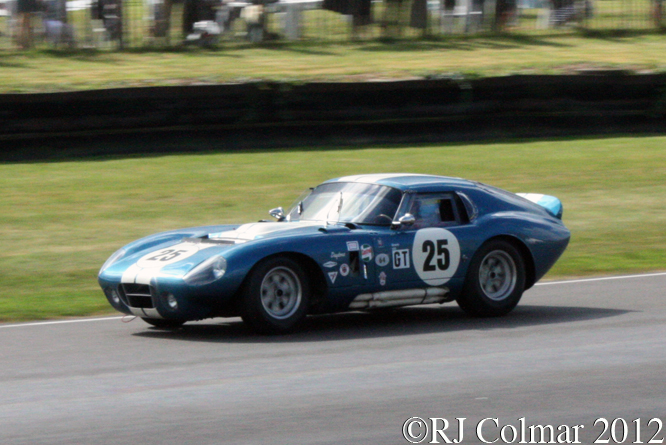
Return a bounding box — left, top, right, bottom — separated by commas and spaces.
99, 174, 570, 334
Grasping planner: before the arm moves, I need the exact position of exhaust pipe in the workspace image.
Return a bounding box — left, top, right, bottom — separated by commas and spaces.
348, 287, 450, 309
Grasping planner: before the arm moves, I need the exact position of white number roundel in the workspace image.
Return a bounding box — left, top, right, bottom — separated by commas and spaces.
412, 228, 461, 286
137, 243, 201, 268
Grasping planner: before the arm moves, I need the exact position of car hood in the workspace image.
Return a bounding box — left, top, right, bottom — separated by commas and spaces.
207, 221, 326, 241
101, 221, 353, 283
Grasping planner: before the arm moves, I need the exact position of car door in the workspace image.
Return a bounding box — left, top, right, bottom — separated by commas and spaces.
377, 192, 468, 289
325, 233, 377, 288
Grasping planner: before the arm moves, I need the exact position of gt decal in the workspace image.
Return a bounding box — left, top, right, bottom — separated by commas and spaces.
392, 249, 410, 269
412, 228, 460, 286
137, 243, 202, 268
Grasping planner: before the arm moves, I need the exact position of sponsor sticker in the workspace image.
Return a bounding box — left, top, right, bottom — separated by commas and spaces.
323, 261, 338, 268
331, 252, 346, 260
392, 249, 410, 269
347, 241, 360, 251
375, 253, 390, 267
339, 263, 350, 277
328, 271, 338, 284
379, 271, 387, 286
361, 244, 373, 263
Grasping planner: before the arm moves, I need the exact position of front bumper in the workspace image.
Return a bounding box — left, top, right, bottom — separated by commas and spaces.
100, 278, 219, 321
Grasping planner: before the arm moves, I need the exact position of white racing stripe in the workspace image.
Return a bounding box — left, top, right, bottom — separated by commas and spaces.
333, 173, 431, 184
2, 272, 665, 329
123, 242, 215, 285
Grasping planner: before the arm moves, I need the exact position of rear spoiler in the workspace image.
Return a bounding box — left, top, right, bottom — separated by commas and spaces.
517, 193, 563, 219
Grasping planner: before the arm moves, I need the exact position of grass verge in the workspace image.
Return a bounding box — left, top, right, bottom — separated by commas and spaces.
1, 134, 664, 321
2, 34, 666, 93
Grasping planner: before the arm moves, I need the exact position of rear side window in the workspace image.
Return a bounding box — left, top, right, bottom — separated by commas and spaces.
408, 193, 461, 228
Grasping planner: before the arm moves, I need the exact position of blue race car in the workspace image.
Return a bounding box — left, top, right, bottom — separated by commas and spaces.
99, 174, 570, 334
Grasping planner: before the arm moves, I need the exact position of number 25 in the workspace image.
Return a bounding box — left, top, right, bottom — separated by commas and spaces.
147, 249, 186, 262
423, 239, 450, 272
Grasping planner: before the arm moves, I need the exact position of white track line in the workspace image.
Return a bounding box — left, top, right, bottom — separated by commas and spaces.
2, 272, 665, 329
536, 271, 666, 286
0, 316, 124, 329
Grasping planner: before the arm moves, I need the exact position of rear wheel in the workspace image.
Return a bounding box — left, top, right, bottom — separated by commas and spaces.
240, 257, 310, 334
457, 240, 526, 317
141, 318, 186, 329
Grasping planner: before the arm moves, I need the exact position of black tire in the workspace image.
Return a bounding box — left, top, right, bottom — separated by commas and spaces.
239, 257, 310, 334
141, 318, 186, 329
457, 239, 526, 317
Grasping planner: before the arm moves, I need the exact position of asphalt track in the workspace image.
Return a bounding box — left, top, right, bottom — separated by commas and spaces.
1, 273, 665, 445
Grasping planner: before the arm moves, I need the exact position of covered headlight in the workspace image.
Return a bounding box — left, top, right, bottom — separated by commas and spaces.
104, 287, 122, 306
99, 248, 127, 275
183, 255, 227, 286
161, 292, 178, 310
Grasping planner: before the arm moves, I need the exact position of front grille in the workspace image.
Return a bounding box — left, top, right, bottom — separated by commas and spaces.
121, 283, 154, 308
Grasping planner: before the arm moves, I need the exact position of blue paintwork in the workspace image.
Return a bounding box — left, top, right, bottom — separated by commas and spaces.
98, 174, 570, 322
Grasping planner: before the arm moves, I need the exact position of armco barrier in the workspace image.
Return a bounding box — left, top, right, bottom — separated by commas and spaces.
2, 74, 666, 143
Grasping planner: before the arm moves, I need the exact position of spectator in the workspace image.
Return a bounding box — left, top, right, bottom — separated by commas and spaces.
151, 0, 173, 38
183, 0, 217, 36
43, 0, 75, 47
494, 0, 516, 30
16, 0, 39, 48
653, 0, 664, 28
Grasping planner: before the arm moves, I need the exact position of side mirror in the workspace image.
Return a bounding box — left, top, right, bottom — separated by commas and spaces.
269, 207, 285, 221
391, 213, 416, 230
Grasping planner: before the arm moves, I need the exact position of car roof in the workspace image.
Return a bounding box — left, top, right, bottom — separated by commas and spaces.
324, 173, 477, 192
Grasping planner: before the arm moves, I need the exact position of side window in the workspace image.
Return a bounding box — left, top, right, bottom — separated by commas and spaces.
409, 193, 460, 228
454, 192, 475, 223
439, 198, 456, 222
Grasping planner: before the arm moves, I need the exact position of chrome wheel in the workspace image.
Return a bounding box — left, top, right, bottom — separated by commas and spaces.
478, 250, 517, 301
260, 266, 302, 320
457, 240, 526, 317
241, 257, 310, 334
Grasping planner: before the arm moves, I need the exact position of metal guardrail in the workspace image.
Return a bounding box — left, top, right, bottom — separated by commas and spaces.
2, 74, 665, 135
2, 75, 666, 161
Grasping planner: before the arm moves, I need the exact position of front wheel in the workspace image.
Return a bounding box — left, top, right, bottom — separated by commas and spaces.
457, 240, 526, 317
239, 257, 310, 334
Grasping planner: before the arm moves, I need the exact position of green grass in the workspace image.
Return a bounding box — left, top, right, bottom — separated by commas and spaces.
1, 135, 664, 321
2, 33, 666, 93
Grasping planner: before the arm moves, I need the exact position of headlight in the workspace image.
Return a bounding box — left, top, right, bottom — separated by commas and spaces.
104, 287, 122, 306
161, 292, 178, 310
99, 248, 127, 275
183, 255, 227, 286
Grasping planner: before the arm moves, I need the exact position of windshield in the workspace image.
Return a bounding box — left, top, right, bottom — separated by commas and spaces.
287, 182, 403, 226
